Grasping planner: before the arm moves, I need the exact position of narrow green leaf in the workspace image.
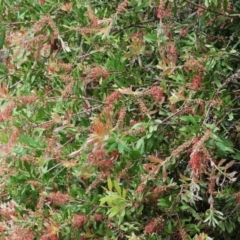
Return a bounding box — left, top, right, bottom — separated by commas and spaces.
118, 142, 124, 154
108, 206, 119, 218
204, 0, 209, 8
0, 28, 5, 49
0, 130, 7, 143
136, 137, 144, 150
107, 177, 113, 192
113, 180, 121, 196
122, 188, 126, 199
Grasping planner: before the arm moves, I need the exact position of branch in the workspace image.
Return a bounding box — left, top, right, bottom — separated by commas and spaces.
183, 0, 240, 18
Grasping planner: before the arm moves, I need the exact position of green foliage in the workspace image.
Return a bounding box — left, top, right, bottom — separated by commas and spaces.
0, 0, 240, 239
100, 178, 129, 219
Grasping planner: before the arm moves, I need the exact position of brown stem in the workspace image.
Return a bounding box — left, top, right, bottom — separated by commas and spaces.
183, 0, 238, 18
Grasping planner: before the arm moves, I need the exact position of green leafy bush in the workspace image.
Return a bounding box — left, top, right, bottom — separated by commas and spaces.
0, 0, 240, 239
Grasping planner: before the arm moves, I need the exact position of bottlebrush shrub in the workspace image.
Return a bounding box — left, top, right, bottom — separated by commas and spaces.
0, 0, 240, 239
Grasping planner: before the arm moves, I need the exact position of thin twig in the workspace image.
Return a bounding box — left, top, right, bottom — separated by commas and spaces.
184, 0, 240, 18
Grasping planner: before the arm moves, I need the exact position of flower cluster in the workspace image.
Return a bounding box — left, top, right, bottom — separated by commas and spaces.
79, 27, 102, 35
177, 228, 188, 240
18, 95, 38, 105
148, 86, 164, 103
85, 66, 109, 82
93, 213, 103, 222
184, 56, 205, 72
88, 150, 114, 171
167, 43, 178, 64
156, 1, 172, 20
196, 4, 205, 17
130, 31, 145, 42
48, 191, 71, 205
234, 192, 240, 205
73, 214, 88, 228
0, 102, 16, 123
116, 0, 130, 14
189, 73, 203, 90
86, 7, 99, 27
149, 184, 175, 202
86, 171, 111, 193
171, 139, 193, 158
61, 80, 74, 97
189, 151, 204, 174
135, 183, 146, 195
32, 14, 58, 36
144, 218, 164, 234
0, 128, 19, 153
117, 163, 132, 180
87, 150, 106, 165
46, 134, 61, 159
0, 200, 17, 220
7, 227, 35, 240
188, 130, 212, 175
105, 91, 120, 105
115, 107, 127, 128
40, 224, 59, 240
0, 223, 6, 232
123, 126, 146, 136
137, 98, 149, 115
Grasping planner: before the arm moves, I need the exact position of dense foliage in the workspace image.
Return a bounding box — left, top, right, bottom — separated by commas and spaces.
1, 0, 240, 239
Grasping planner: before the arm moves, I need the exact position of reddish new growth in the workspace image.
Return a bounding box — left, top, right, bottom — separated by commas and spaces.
73, 214, 88, 228
144, 218, 164, 235
48, 191, 70, 205
189, 73, 203, 90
